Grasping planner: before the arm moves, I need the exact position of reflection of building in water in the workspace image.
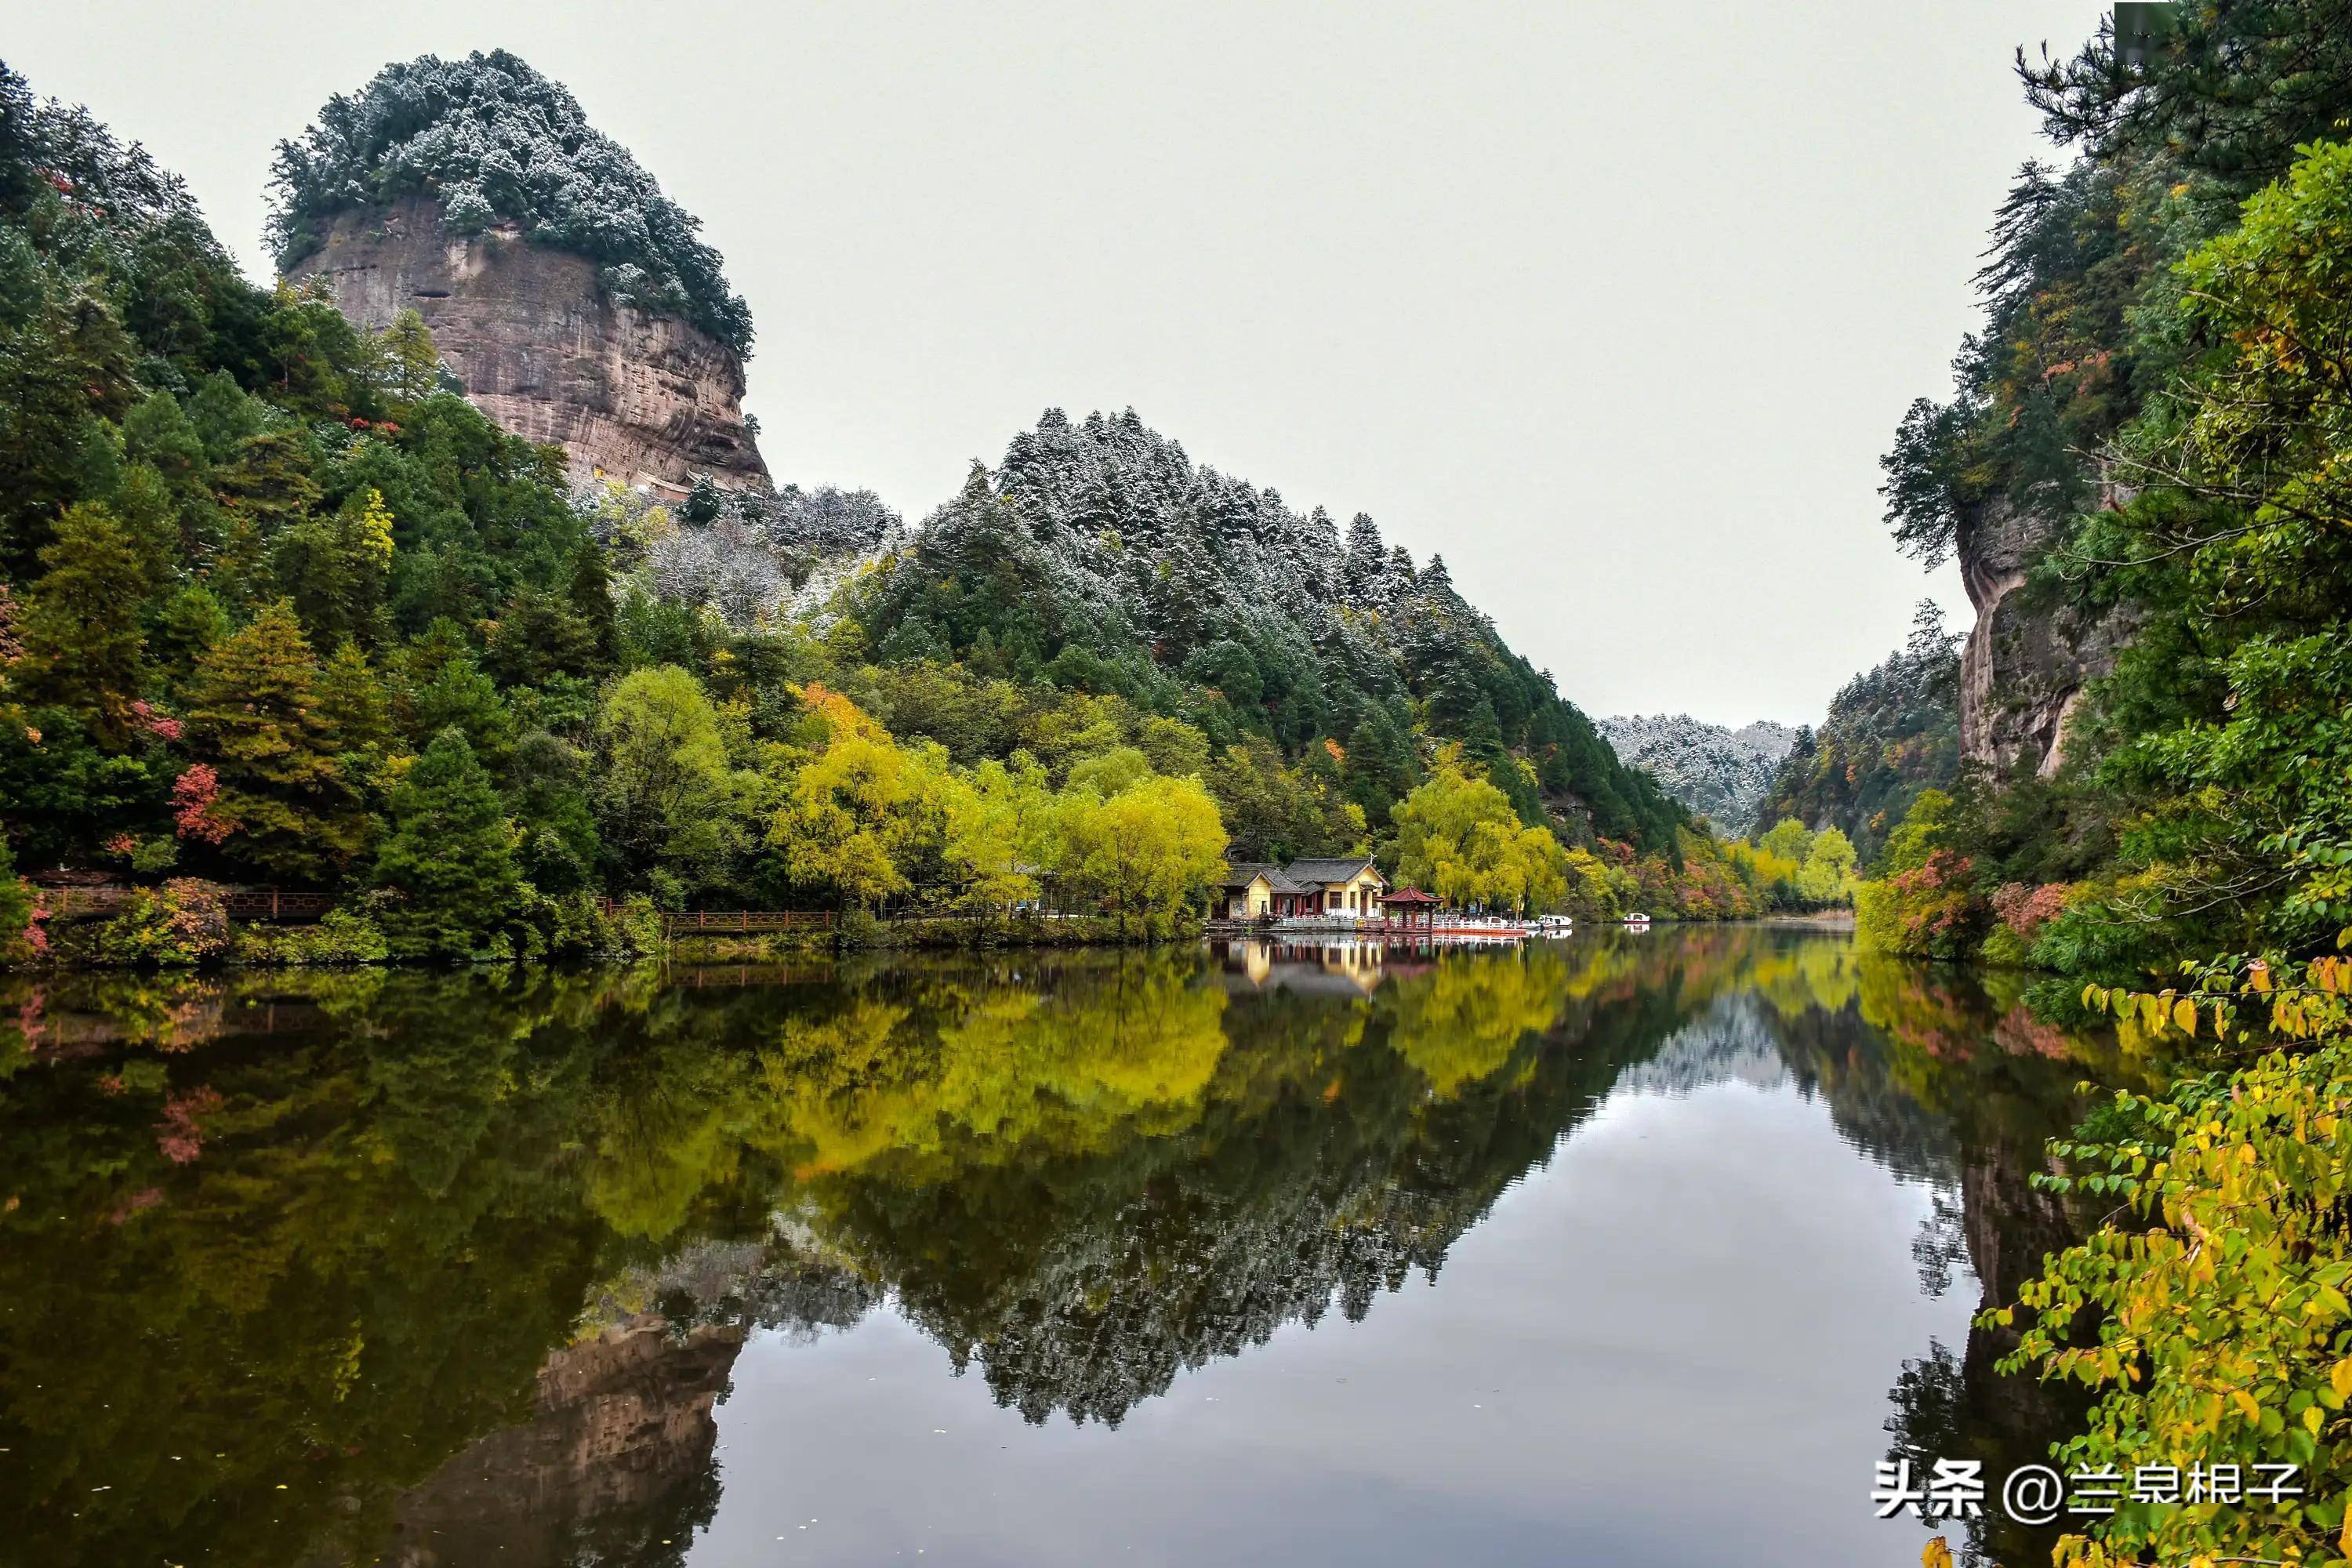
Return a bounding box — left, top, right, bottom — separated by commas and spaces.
1211, 938, 1388, 996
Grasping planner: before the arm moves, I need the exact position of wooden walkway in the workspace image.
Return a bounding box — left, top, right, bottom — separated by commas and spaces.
635, 908, 837, 935
38, 885, 336, 922
38, 886, 840, 935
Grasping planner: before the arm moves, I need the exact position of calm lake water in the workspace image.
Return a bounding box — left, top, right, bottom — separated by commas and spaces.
0, 928, 2122, 1567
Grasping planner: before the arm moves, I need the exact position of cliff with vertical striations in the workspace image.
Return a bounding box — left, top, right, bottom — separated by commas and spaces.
290, 194, 769, 498
1952, 486, 2135, 779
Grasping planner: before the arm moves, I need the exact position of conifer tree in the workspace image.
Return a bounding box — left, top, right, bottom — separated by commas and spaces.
183, 600, 368, 880
317, 641, 391, 785
9, 501, 150, 744
273, 485, 394, 649
375, 309, 441, 405
373, 726, 524, 957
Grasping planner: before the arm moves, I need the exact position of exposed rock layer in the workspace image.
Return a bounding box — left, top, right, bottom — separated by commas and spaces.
350, 1313, 744, 1567
290, 194, 769, 497
1954, 490, 2134, 776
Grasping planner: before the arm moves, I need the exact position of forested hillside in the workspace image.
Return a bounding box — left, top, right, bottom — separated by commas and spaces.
853, 408, 1684, 849
1844, 20, 2352, 1563
1854, 2, 2352, 975
1596, 713, 1794, 833
0, 55, 1697, 965
1755, 603, 1960, 862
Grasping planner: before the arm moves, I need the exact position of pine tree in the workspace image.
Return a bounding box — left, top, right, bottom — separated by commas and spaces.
1341, 513, 1385, 603
564, 543, 619, 667
317, 641, 391, 781
183, 600, 368, 881
373, 726, 524, 957
9, 502, 150, 744
376, 309, 441, 405
273, 485, 393, 649
0, 286, 140, 571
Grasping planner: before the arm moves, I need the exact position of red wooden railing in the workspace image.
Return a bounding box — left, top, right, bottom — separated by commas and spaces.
597, 902, 837, 935
36, 885, 336, 922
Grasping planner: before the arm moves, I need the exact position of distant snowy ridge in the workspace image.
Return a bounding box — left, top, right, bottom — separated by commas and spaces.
1597, 714, 1798, 835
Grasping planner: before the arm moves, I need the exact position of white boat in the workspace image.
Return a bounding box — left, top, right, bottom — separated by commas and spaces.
1621, 912, 1651, 927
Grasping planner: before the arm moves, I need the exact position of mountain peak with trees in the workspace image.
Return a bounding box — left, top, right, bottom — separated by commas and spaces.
268, 49, 750, 355
1595, 713, 1796, 834
1, 56, 1766, 967
270, 52, 770, 495
854, 405, 1686, 852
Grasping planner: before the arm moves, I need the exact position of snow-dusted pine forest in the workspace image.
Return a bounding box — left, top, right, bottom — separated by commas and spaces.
842, 408, 1683, 848
1596, 714, 1797, 835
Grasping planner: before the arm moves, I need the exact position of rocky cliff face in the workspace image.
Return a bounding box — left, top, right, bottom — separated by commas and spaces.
290, 194, 770, 498
347, 1312, 745, 1567
1953, 490, 2133, 777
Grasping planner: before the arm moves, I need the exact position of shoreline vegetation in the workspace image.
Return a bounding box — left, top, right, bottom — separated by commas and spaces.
0, 55, 1853, 980
1818, 8, 2352, 1565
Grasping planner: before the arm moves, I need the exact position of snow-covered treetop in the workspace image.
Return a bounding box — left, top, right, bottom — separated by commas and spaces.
267, 49, 753, 356
1596, 713, 1798, 835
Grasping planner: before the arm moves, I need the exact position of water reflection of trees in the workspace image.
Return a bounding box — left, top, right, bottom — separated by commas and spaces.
0, 931, 2114, 1566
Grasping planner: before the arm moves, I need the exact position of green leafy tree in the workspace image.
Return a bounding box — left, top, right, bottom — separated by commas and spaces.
1797, 826, 1858, 905
946, 754, 1052, 915
1757, 818, 1813, 863
1053, 771, 1229, 930
594, 665, 740, 895
1388, 753, 1570, 914
767, 695, 953, 909
273, 485, 394, 649
1999, 953, 2352, 1567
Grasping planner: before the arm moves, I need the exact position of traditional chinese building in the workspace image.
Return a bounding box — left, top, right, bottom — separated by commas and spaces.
1216, 857, 1388, 920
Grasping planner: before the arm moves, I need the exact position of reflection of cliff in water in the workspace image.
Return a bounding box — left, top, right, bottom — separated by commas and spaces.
0, 931, 2112, 1566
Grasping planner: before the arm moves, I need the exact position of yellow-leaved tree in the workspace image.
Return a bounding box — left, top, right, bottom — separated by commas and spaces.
766, 685, 955, 909
1051, 764, 1229, 934
1388, 750, 1568, 915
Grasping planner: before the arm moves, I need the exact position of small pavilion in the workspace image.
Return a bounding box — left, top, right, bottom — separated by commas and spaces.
1381, 887, 1443, 933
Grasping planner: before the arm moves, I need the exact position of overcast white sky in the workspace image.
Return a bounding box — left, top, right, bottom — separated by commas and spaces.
9, 1, 2110, 725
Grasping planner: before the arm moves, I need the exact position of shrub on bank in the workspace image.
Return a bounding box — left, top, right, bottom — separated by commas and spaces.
234, 908, 391, 966
85, 880, 231, 967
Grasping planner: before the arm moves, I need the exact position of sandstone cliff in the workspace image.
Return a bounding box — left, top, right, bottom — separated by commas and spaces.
1953, 488, 2134, 777
290, 194, 770, 498
339, 1312, 745, 1567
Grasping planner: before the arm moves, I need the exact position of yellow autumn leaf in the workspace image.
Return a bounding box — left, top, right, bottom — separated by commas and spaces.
2176, 996, 2198, 1036
1922, 1539, 1954, 1568
2333, 1357, 2352, 1401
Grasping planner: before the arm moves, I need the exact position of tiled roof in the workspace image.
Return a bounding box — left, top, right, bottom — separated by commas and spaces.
1218, 862, 1279, 889
1283, 857, 1382, 887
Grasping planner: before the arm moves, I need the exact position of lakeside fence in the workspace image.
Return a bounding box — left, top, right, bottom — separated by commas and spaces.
38, 885, 336, 922
618, 907, 838, 936
38, 887, 840, 935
